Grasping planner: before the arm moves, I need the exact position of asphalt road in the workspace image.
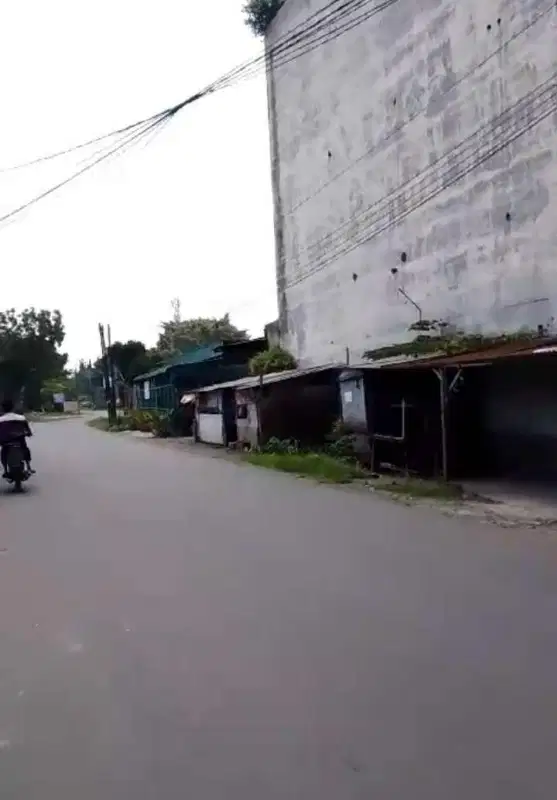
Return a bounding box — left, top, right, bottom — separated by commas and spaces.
1, 418, 556, 799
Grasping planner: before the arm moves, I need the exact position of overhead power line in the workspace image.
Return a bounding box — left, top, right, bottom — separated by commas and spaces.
284, 71, 557, 290
0, 95, 205, 175
0, 111, 178, 228
0, 0, 398, 228
215, 0, 399, 90
0, 0, 396, 173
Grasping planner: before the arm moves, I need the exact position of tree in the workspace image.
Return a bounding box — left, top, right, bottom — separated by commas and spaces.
249, 346, 296, 375
0, 308, 67, 408
156, 313, 247, 355
94, 340, 162, 385
40, 376, 75, 408
243, 0, 282, 35
74, 360, 100, 398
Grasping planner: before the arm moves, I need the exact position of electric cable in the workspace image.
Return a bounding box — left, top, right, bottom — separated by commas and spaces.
287, 0, 556, 214
0, 0, 396, 173
285, 73, 557, 289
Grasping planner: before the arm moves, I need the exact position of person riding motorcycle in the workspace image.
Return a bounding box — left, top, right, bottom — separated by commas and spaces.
0, 398, 34, 477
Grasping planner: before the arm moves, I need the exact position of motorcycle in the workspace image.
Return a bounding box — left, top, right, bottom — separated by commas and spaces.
3, 442, 31, 492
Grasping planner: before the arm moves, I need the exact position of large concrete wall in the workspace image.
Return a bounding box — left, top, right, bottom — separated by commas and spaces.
266, 0, 557, 365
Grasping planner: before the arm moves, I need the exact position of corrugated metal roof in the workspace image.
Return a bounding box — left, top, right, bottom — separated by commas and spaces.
170, 344, 221, 365
195, 363, 343, 394
133, 364, 168, 381
217, 337, 266, 351
355, 336, 557, 371
134, 344, 222, 381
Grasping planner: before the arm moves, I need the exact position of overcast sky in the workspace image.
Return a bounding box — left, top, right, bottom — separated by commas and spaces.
0, 0, 277, 367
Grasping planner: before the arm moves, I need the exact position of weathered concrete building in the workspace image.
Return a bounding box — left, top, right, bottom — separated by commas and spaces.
266, 0, 557, 365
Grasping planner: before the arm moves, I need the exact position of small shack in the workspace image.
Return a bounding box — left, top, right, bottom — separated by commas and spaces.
340, 336, 557, 482
194, 364, 342, 448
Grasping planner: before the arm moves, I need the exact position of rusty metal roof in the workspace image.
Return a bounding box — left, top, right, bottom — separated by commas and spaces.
195, 363, 343, 394
360, 336, 557, 371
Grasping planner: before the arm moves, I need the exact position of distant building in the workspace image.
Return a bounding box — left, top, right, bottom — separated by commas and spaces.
265, 0, 557, 365
133, 339, 266, 411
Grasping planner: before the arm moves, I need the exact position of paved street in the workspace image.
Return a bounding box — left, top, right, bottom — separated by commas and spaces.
1, 418, 556, 799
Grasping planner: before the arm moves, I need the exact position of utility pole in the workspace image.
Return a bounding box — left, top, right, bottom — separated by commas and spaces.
74, 365, 81, 415
98, 323, 117, 426
171, 297, 181, 324
170, 297, 181, 353
106, 324, 118, 419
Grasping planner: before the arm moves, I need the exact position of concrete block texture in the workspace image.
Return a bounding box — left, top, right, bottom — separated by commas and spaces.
266, 0, 557, 365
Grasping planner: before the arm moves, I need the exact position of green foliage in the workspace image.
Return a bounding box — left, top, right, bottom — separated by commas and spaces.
40, 376, 73, 409
323, 419, 358, 460
243, 0, 282, 35
92, 314, 248, 389
157, 313, 247, 355
41, 377, 71, 395
95, 341, 161, 384
168, 403, 194, 436
259, 436, 299, 454
327, 434, 357, 460
150, 410, 172, 438
108, 341, 153, 383
127, 409, 154, 432
249, 346, 296, 375
92, 407, 186, 438
363, 324, 547, 362
246, 451, 366, 483
125, 408, 172, 437
0, 308, 67, 409
74, 360, 104, 407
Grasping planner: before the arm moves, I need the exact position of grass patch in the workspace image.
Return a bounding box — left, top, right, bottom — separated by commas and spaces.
374, 476, 464, 501
246, 451, 366, 483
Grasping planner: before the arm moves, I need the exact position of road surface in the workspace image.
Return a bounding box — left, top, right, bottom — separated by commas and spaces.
1, 418, 556, 799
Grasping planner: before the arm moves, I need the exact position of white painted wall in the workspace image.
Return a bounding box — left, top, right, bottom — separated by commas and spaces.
266, 0, 557, 365
197, 413, 224, 445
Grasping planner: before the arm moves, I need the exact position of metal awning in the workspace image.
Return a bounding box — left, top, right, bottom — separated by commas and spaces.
194, 363, 343, 394
356, 336, 557, 371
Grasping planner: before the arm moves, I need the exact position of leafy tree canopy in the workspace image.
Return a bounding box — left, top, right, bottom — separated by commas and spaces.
249, 346, 296, 375
0, 308, 67, 408
95, 340, 162, 384
156, 313, 247, 355
91, 312, 248, 389
243, 0, 282, 35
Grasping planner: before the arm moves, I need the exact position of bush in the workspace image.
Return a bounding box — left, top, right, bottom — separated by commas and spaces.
259, 437, 299, 454
128, 409, 155, 432
327, 435, 358, 460
150, 410, 172, 438
168, 404, 194, 436
249, 346, 296, 376
324, 418, 357, 460
125, 409, 171, 436
243, 0, 282, 35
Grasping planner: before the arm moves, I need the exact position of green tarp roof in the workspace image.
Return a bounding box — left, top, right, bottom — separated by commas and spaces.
133, 344, 222, 382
